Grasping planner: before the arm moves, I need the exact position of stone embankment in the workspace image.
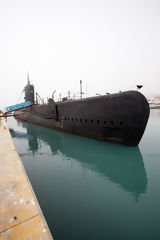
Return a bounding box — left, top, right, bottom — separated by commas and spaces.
0, 115, 53, 240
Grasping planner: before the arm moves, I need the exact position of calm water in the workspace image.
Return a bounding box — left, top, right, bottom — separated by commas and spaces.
7, 110, 160, 240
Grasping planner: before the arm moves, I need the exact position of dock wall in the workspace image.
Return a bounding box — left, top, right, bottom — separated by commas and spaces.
0, 116, 53, 240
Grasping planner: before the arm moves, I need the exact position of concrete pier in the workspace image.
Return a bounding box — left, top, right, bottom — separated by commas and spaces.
0, 116, 53, 240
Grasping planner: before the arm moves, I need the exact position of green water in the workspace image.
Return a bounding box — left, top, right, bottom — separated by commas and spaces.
8, 110, 160, 240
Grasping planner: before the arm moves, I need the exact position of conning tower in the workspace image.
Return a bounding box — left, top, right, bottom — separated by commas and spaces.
24, 75, 35, 103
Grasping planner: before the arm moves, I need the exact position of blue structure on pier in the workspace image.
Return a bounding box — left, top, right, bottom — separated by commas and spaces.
6, 101, 31, 112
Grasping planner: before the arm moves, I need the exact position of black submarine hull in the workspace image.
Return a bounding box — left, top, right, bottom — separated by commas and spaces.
15, 90, 150, 146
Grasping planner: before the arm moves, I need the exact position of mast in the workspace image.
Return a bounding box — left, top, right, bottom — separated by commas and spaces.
80, 80, 82, 99
27, 73, 30, 84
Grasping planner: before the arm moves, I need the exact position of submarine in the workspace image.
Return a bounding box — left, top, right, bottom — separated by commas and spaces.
14, 80, 150, 146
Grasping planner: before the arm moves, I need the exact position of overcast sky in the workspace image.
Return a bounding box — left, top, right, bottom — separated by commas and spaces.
0, 0, 160, 109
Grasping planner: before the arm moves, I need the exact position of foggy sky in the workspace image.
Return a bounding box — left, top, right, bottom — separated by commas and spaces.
0, 0, 160, 109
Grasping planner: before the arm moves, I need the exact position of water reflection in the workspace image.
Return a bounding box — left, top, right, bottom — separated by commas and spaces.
11, 119, 147, 200
9, 128, 38, 153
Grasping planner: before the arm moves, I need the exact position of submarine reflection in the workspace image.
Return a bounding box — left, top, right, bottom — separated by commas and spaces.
12, 119, 148, 201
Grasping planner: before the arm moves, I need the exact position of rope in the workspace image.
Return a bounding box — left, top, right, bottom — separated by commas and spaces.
17, 89, 24, 104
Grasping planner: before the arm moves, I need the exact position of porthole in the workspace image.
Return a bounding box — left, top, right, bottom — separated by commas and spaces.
111, 120, 114, 125
119, 121, 123, 125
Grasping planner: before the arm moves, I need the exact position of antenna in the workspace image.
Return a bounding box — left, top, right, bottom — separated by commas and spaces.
80, 80, 82, 99
27, 73, 30, 84
80, 80, 85, 99
68, 91, 70, 99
